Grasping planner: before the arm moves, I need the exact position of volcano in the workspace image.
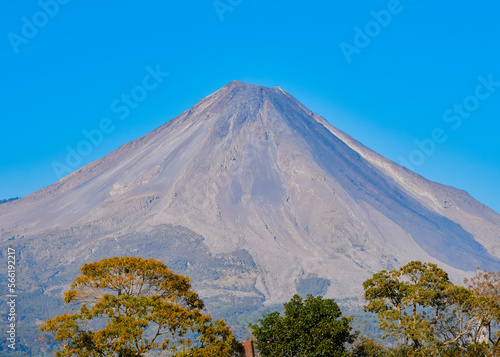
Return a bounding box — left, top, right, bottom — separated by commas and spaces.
2, 81, 500, 344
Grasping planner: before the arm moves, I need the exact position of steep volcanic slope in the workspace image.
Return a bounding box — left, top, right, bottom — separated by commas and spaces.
1, 81, 500, 341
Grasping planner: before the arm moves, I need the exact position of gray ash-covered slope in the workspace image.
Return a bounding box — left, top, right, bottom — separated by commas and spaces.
2, 80, 500, 326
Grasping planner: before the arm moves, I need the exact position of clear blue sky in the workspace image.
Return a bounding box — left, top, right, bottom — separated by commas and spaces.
1, 1, 499, 212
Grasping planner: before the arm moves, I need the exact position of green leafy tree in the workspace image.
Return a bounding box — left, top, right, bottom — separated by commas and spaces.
40, 256, 243, 356
250, 294, 356, 356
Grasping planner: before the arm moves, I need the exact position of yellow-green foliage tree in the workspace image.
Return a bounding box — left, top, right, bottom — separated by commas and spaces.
40, 257, 243, 356
363, 261, 449, 355
464, 270, 500, 352
363, 261, 500, 356
362, 261, 495, 356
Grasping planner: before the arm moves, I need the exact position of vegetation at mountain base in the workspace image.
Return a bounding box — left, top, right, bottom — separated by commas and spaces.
349, 336, 388, 357
464, 269, 500, 353
31, 257, 500, 356
247, 261, 500, 356
362, 261, 500, 356
250, 294, 357, 356
40, 256, 243, 356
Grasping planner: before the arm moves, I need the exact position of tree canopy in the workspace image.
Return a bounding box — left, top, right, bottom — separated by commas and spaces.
250, 294, 356, 357
464, 269, 500, 351
363, 261, 500, 356
40, 256, 243, 356
39, 255, 500, 356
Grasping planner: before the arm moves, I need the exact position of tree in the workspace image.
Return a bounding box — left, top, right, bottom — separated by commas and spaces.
363, 261, 495, 356
250, 294, 356, 356
0, 196, 20, 205
363, 261, 451, 354
433, 284, 486, 348
464, 270, 500, 352
349, 336, 387, 357
40, 256, 243, 356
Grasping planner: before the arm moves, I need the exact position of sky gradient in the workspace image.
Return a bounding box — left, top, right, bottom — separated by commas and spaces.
1, 1, 499, 212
